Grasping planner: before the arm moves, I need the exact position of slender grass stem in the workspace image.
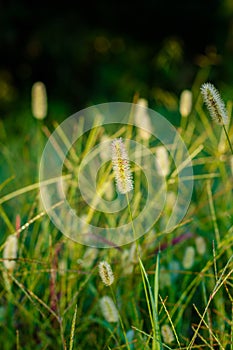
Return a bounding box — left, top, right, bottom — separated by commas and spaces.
69, 305, 77, 350
125, 193, 162, 350
223, 124, 233, 155
231, 301, 233, 350
126, 193, 139, 256
207, 180, 220, 247
110, 287, 130, 350
188, 256, 233, 349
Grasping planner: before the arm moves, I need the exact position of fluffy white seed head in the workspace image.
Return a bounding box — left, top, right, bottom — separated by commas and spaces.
111, 138, 133, 194
155, 146, 170, 177
182, 246, 195, 269
179, 89, 192, 117
3, 235, 18, 271
161, 324, 175, 345
31, 81, 47, 120
200, 82, 228, 125
195, 236, 206, 255
134, 98, 152, 140
98, 261, 114, 286
100, 296, 119, 323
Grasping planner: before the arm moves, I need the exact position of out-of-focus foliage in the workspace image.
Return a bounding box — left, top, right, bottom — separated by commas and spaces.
0, 0, 231, 126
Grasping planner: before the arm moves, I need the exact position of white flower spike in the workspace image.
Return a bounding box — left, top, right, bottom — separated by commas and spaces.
111, 138, 133, 194
200, 82, 228, 125
100, 296, 119, 323
98, 261, 114, 286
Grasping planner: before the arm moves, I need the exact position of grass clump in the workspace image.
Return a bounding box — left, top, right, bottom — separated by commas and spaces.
0, 78, 233, 350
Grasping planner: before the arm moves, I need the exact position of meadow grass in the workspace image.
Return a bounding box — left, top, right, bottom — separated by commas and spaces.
0, 79, 233, 350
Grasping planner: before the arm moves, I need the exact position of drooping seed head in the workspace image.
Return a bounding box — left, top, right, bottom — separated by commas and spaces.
98, 261, 114, 286
111, 138, 133, 194
200, 82, 228, 125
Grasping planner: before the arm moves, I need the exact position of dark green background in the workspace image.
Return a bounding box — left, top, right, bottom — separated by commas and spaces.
0, 0, 233, 121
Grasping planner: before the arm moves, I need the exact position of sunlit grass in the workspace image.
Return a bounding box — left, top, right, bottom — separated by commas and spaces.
0, 77, 233, 350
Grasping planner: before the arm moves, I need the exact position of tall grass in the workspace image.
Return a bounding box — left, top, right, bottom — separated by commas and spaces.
0, 79, 233, 350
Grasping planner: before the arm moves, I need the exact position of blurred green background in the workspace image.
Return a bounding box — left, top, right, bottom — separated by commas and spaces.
1, 0, 233, 123
1, 4, 233, 348
1, 0, 233, 184
0, 0, 233, 183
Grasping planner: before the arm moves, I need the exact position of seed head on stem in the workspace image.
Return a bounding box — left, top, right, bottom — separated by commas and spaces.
98, 261, 114, 286
201, 82, 233, 154
200, 82, 228, 125
111, 138, 133, 194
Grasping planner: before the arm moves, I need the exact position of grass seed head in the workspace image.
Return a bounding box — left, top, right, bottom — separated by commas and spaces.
111, 137, 133, 194
134, 98, 152, 140
98, 261, 114, 286
31, 81, 47, 120
100, 296, 119, 323
161, 324, 175, 345
182, 246, 195, 269
155, 145, 170, 177
3, 234, 18, 272
179, 89, 192, 117
200, 82, 228, 125
195, 236, 206, 255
